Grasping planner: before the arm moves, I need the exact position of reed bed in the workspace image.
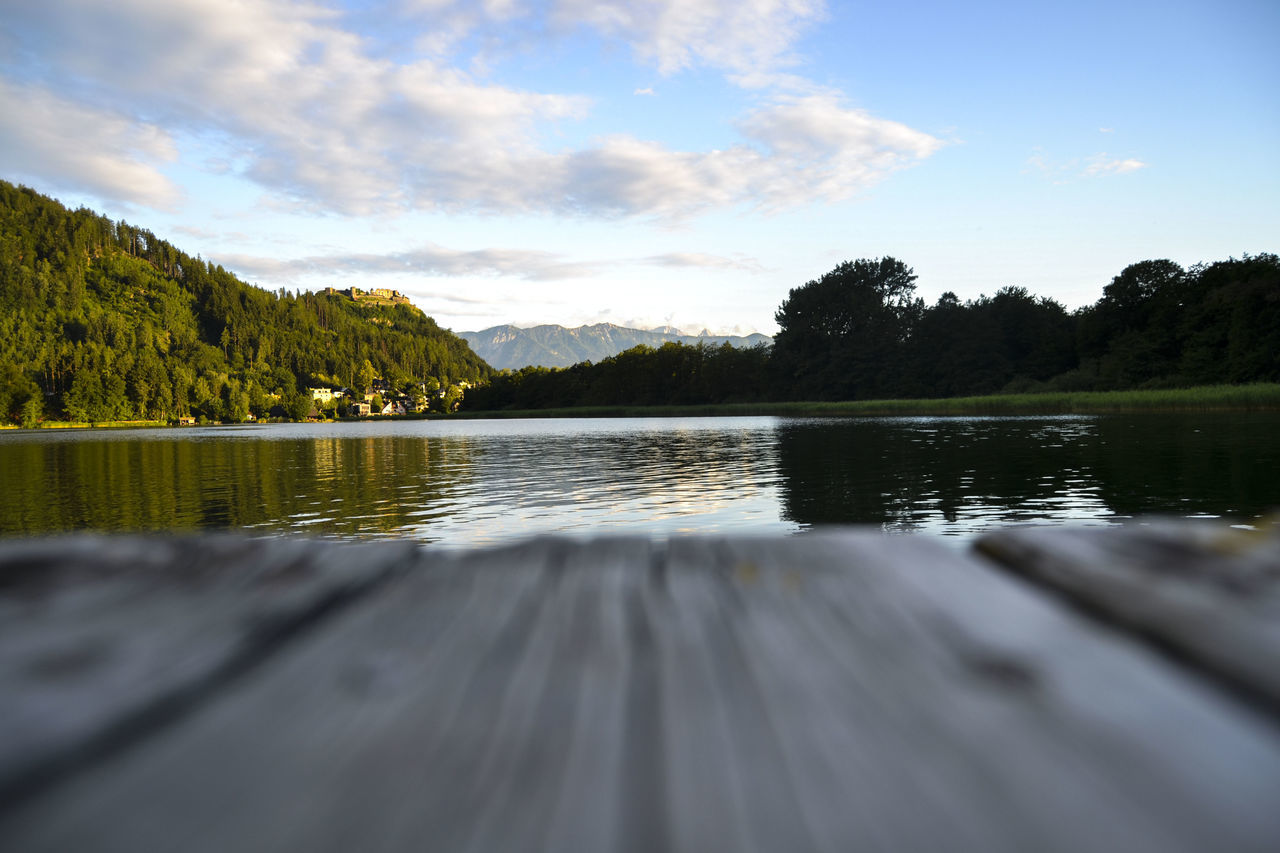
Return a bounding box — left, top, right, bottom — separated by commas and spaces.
456, 383, 1280, 419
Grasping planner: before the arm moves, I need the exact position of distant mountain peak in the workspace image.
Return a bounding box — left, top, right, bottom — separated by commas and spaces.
459, 322, 772, 370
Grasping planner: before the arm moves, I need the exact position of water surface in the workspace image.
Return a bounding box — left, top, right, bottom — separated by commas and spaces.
2, 414, 1277, 546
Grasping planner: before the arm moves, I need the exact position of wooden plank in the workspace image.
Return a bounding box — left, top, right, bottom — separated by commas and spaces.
975, 522, 1280, 712
661, 534, 1280, 852
3, 532, 1278, 851
0, 533, 420, 805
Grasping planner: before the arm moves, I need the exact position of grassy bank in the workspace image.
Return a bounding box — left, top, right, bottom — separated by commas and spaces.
455, 383, 1280, 419
10, 384, 1277, 429
1, 419, 170, 431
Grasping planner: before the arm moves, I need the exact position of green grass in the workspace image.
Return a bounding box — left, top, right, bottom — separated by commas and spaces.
5, 419, 171, 430
14, 384, 1279, 428
455, 383, 1280, 419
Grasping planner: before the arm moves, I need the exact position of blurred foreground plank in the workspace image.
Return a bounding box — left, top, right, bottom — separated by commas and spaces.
978, 522, 1280, 712
0, 534, 418, 804
1, 529, 1278, 852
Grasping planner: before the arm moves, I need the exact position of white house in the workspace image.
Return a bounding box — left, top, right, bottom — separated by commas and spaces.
310, 387, 346, 403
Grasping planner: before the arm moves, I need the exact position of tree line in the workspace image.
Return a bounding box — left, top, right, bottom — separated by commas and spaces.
465, 254, 1279, 411
0, 181, 489, 425
462, 340, 772, 410
3, 177, 1274, 424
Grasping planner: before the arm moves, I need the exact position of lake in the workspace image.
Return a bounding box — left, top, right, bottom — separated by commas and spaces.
2, 414, 1278, 546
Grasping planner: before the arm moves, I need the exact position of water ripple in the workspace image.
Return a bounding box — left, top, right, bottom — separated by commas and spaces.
2, 414, 1278, 545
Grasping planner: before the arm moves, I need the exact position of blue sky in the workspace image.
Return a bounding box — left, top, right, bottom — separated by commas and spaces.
2, 0, 1276, 334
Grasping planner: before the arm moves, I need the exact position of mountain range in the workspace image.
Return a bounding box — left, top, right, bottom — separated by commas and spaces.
459, 323, 773, 370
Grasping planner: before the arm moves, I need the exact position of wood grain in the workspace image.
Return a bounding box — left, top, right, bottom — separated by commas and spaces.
2, 531, 1277, 851
0, 533, 418, 805
976, 522, 1280, 712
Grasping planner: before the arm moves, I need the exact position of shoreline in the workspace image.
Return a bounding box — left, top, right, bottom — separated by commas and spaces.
454, 383, 1280, 419
7, 383, 1280, 430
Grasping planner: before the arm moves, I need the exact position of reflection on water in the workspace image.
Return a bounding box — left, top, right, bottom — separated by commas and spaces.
775, 413, 1280, 535
1, 414, 1277, 545
0, 419, 786, 545
776, 416, 1112, 533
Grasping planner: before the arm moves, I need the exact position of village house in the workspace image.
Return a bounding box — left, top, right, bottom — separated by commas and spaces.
309, 387, 345, 403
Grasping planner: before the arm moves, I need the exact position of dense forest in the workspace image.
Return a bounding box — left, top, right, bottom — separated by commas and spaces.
0, 181, 489, 425
465, 253, 1279, 411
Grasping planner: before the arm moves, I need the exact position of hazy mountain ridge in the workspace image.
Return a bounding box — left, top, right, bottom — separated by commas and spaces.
460, 323, 773, 369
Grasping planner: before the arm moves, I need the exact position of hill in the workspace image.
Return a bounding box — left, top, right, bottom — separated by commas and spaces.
0, 180, 490, 424
460, 323, 773, 369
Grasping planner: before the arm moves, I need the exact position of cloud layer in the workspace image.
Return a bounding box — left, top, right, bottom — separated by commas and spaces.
3, 0, 939, 218
548, 0, 826, 74
220, 242, 763, 283
0, 80, 181, 208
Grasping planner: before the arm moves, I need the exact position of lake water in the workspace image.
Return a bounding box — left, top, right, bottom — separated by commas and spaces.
2, 414, 1278, 546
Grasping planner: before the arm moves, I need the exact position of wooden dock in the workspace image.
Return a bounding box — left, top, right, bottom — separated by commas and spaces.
1, 524, 1278, 851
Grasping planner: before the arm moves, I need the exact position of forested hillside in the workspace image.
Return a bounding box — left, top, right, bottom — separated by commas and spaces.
0, 181, 489, 425
466, 254, 1280, 411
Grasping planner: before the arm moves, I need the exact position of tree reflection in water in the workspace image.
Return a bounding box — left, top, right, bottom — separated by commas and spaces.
2, 414, 1277, 544
774, 413, 1280, 534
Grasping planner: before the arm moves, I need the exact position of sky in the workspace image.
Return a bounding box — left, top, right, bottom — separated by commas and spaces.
2, 0, 1277, 335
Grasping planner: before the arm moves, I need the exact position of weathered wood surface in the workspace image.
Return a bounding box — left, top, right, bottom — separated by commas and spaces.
1, 529, 1278, 852
0, 533, 417, 805
977, 522, 1280, 712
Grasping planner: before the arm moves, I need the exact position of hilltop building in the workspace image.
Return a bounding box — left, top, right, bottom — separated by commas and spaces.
322, 286, 411, 305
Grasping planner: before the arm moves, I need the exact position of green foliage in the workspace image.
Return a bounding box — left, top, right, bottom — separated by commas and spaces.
464, 253, 1278, 412
772, 257, 923, 400
765, 254, 1278, 405
0, 180, 491, 425
284, 391, 313, 422
464, 342, 772, 411
20, 395, 42, 428
907, 286, 1076, 397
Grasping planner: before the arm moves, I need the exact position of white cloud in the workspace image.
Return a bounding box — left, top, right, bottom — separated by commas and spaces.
552, 95, 941, 217
220, 244, 601, 283
736, 94, 944, 204
217, 243, 764, 284
403, 0, 825, 75
0, 80, 181, 208
642, 252, 764, 272
634, 87, 656, 96
5, 0, 588, 214
552, 0, 826, 75
3, 0, 935, 219
1026, 149, 1148, 181
1082, 155, 1147, 177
